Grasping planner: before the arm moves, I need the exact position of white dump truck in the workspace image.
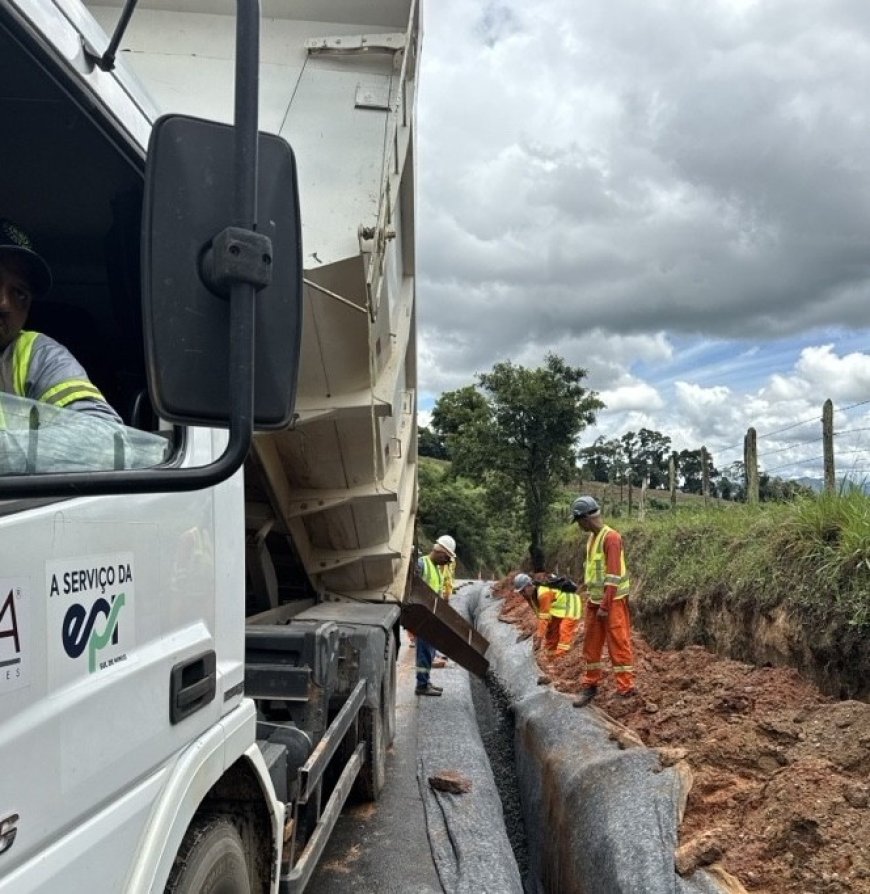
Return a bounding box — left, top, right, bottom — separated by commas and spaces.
0, 1, 486, 891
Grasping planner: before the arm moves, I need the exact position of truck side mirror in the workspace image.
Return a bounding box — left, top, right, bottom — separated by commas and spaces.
141, 114, 302, 429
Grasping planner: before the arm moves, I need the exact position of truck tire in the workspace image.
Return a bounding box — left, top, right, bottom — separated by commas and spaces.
165, 816, 251, 894
384, 631, 397, 746
356, 703, 387, 801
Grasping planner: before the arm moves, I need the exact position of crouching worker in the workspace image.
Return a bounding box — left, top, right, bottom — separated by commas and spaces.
514, 572, 581, 657
540, 574, 582, 657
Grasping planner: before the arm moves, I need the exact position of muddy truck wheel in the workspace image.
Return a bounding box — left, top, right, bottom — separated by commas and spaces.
165, 816, 251, 894
384, 630, 398, 747
356, 702, 387, 801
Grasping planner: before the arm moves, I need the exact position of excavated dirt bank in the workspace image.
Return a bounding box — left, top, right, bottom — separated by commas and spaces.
494, 578, 870, 894
633, 585, 870, 702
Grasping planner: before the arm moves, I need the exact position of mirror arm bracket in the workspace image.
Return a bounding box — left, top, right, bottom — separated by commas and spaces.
201, 227, 273, 299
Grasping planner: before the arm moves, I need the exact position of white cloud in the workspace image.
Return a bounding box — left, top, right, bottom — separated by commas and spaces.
599, 382, 663, 413
415, 2, 870, 479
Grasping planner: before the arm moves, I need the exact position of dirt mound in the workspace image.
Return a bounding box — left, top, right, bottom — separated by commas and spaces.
491, 577, 870, 893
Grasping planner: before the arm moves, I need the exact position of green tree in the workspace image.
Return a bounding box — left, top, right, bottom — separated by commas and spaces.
417, 459, 523, 575
434, 354, 603, 570
579, 436, 623, 483
677, 448, 719, 495
634, 428, 672, 488
430, 385, 491, 477
418, 426, 448, 460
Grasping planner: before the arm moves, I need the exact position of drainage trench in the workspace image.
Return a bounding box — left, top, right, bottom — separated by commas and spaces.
454, 581, 733, 894
469, 671, 531, 887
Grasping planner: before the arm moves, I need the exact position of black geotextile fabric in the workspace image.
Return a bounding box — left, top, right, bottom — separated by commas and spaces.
462, 582, 727, 894
415, 604, 525, 894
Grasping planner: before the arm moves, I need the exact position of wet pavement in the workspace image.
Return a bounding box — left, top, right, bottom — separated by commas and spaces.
305, 642, 442, 893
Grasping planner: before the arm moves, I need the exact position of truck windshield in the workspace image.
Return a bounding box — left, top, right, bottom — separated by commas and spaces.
0, 391, 170, 474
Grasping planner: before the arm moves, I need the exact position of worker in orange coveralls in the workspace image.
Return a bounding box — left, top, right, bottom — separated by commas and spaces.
570, 496, 637, 707
513, 572, 582, 657
541, 574, 582, 657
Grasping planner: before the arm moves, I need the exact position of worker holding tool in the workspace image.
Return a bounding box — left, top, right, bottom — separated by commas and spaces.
540, 574, 582, 657
512, 572, 542, 640
415, 534, 457, 696
514, 572, 581, 656
570, 496, 637, 707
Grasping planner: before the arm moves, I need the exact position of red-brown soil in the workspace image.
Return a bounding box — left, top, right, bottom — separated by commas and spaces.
492, 576, 870, 894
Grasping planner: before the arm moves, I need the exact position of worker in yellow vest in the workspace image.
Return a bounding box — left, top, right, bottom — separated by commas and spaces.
570, 496, 637, 707
415, 534, 456, 696
540, 574, 582, 656
514, 572, 582, 656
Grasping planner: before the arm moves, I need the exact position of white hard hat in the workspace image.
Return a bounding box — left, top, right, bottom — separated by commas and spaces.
435, 534, 456, 558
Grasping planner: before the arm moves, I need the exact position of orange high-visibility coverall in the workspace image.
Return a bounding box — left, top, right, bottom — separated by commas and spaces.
537, 586, 582, 654
581, 527, 635, 693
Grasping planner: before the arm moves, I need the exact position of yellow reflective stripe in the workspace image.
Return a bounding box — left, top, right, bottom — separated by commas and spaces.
556, 643, 571, 651
585, 662, 605, 669
12, 330, 39, 396
38, 380, 105, 408
612, 665, 634, 672
537, 612, 550, 620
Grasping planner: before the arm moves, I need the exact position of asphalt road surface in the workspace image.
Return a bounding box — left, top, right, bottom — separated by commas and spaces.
305, 642, 443, 893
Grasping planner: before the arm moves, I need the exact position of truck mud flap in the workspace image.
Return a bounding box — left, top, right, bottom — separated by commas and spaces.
401, 576, 490, 678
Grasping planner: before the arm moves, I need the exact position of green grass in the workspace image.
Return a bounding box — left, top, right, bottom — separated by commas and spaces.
546, 492, 870, 630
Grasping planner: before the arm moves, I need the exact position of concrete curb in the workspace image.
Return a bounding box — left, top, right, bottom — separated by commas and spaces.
466, 581, 738, 894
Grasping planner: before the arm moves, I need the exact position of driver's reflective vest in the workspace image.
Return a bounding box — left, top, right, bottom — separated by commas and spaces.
0, 330, 114, 426
584, 525, 630, 604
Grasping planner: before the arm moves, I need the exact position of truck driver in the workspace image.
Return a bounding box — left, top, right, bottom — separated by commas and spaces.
0, 218, 120, 423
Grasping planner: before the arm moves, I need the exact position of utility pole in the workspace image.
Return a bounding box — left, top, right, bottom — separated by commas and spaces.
744, 428, 759, 504
669, 453, 677, 509
822, 399, 835, 494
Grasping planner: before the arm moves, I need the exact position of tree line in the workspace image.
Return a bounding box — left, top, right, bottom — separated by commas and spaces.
419, 354, 813, 572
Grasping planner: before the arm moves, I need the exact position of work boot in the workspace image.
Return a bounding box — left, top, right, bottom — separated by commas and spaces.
617, 688, 638, 699
572, 686, 598, 708
415, 683, 442, 696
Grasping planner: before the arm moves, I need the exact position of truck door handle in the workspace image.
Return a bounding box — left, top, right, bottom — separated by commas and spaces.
170, 650, 216, 724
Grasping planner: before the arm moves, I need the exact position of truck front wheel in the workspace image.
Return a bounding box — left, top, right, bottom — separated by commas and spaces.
165, 816, 251, 894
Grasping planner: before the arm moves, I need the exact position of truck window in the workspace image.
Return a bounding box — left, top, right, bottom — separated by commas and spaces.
0, 11, 179, 488
0, 391, 170, 474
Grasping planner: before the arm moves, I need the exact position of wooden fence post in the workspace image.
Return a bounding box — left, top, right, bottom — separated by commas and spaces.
701, 446, 710, 507
744, 427, 759, 504
669, 453, 677, 509
823, 399, 835, 494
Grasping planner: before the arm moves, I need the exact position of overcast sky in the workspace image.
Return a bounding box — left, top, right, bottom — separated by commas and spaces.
414, 0, 870, 481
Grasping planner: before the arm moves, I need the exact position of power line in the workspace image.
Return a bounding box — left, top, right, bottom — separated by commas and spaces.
756, 436, 824, 460
764, 457, 823, 474
836, 397, 870, 414
834, 426, 870, 437
710, 399, 870, 456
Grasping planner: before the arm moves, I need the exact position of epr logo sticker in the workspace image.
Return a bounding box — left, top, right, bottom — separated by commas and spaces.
47, 554, 135, 686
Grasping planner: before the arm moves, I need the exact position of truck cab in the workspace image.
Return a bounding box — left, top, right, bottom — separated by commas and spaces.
0, 1, 427, 891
